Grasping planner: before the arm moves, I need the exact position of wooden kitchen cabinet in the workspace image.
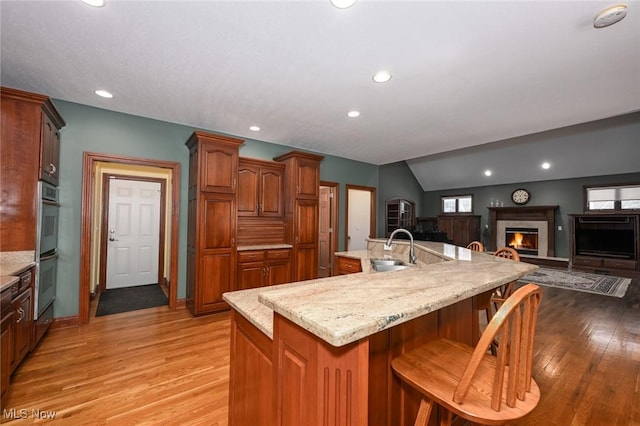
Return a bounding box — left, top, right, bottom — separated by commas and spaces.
274, 151, 324, 282
1, 286, 14, 406
11, 287, 32, 373
237, 158, 284, 217
186, 131, 243, 315
437, 215, 481, 247
237, 249, 291, 290
335, 255, 363, 275
0, 87, 65, 252
40, 108, 62, 186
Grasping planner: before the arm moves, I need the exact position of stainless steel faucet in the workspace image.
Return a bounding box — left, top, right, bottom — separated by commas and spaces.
384, 228, 417, 264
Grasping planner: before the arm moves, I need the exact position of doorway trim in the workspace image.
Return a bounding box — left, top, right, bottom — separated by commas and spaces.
80, 152, 180, 324
99, 174, 167, 293
344, 184, 376, 251
319, 181, 339, 278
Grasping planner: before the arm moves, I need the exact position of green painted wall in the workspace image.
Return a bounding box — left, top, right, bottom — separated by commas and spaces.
377, 161, 425, 237
422, 172, 640, 258
53, 100, 377, 318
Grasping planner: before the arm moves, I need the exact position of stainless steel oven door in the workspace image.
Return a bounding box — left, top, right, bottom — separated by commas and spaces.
36, 252, 57, 319
39, 181, 60, 256
40, 199, 59, 255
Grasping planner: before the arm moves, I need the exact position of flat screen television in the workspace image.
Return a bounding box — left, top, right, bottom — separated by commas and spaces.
575, 228, 636, 259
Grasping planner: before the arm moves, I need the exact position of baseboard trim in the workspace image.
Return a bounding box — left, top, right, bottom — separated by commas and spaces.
51, 315, 80, 329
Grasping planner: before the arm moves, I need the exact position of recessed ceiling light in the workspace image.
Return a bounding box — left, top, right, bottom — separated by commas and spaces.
81, 0, 105, 7
94, 89, 113, 98
347, 110, 360, 118
249, 125, 260, 132
330, 0, 356, 9
372, 70, 392, 83
484, 170, 492, 177
541, 162, 551, 170
594, 4, 627, 28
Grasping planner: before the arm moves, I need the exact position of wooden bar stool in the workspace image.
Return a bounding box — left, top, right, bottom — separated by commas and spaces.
466, 241, 484, 252
391, 283, 543, 426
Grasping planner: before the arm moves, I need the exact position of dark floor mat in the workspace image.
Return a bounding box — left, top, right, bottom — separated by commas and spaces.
96, 284, 168, 317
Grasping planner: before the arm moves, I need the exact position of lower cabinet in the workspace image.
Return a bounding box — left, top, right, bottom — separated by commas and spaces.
11, 287, 32, 372
1, 288, 14, 406
237, 249, 292, 290
228, 310, 274, 425
1, 266, 34, 406
335, 255, 363, 275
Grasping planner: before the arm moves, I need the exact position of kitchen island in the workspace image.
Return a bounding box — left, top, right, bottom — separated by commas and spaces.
223, 239, 538, 426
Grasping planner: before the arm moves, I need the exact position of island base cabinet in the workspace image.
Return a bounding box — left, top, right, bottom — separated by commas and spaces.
273, 313, 369, 426
228, 296, 477, 426
228, 311, 274, 426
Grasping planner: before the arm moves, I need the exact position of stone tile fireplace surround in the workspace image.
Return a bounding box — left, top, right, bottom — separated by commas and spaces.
488, 206, 559, 257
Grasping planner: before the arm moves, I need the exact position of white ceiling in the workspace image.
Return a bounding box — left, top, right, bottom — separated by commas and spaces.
2, 1, 639, 190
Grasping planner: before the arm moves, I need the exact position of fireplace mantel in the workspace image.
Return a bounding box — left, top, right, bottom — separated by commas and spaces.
488, 205, 558, 256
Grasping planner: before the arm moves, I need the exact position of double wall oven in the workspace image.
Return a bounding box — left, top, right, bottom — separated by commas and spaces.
36, 181, 59, 322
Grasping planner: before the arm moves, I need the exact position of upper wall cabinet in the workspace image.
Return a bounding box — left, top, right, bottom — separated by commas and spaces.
192, 131, 241, 193
386, 198, 415, 236
0, 87, 65, 252
238, 158, 285, 217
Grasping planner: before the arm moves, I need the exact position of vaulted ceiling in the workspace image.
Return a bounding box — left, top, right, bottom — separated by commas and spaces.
2, 1, 639, 190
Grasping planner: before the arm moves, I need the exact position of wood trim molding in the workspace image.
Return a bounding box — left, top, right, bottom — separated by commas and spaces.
344, 184, 376, 251
51, 315, 80, 329
80, 152, 181, 324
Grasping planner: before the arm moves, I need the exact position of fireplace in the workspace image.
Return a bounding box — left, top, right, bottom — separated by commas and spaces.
488, 206, 558, 257
506, 227, 539, 255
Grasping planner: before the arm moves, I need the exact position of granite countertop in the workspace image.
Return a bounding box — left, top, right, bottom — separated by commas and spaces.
0, 261, 36, 293
223, 240, 538, 347
1, 275, 20, 293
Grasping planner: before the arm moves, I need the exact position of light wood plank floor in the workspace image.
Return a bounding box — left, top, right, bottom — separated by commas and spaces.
3, 279, 639, 425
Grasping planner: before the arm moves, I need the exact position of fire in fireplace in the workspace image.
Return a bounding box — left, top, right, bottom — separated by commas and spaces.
506, 227, 539, 255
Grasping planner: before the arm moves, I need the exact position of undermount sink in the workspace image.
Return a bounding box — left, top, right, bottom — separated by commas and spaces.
370, 258, 410, 272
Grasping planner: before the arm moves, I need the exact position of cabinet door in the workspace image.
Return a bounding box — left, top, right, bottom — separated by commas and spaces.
237, 261, 266, 290
201, 195, 236, 250
267, 259, 292, 286
200, 143, 238, 193
12, 288, 31, 372
199, 253, 234, 311
295, 200, 319, 245
237, 164, 259, 216
260, 167, 283, 217
39, 111, 61, 186
295, 158, 320, 199
1, 310, 14, 404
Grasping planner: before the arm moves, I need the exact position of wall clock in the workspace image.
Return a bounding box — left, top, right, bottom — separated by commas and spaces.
511, 188, 530, 205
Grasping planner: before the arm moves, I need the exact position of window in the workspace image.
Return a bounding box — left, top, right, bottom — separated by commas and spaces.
441, 195, 473, 214
586, 184, 640, 211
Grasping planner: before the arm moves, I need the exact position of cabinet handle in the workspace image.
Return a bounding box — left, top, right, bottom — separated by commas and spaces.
50, 164, 56, 175
16, 308, 24, 323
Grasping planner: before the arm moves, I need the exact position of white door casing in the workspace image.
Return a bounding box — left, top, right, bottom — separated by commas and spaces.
106, 179, 161, 289
347, 188, 372, 251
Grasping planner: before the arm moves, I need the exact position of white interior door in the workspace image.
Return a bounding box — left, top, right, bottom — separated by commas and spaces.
347, 188, 372, 251
106, 179, 161, 289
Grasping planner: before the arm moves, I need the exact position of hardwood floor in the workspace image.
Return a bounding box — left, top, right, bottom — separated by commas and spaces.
3, 278, 639, 425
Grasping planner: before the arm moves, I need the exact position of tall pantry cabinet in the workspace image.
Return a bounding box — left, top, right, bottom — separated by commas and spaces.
185, 131, 243, 315
273, 151, 324, 282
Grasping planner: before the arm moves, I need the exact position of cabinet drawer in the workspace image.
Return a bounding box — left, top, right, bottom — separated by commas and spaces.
237, 251, 265, 263
336, 256, 362, 275
266, 249, 290, 261
572, 256, 603, 268
18, 269, 32, 293
34, 302, 53, 348
603, 259, 637, 270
